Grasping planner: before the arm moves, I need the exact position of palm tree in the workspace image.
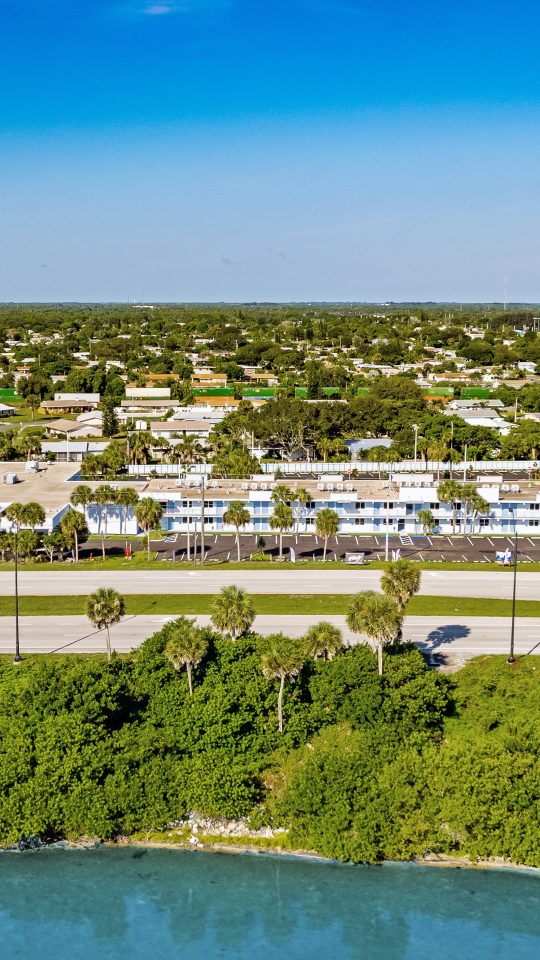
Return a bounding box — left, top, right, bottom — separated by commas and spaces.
380, 559, 421, 612
174, 435, 205, 466
60, 508, 87, 562
128, 431, 153, 466
86, 587, 125, 661
94, 484, 117, 560
80, 454, 103, 480
210, 585, 255, 639
315, 507, 340, 561
303, 621, 343, 661
461, 486, 489, 535
293, 487, 310, 533
271, 485, 294, 506
223, 500, 251, 561
261, 633, 305, 733
438, 479, 461, 534
417, 508, 435, 535
135, 497, 164, 560
4, 502, 28, 530
71, 484, 93, 517
269, 502, 294, 558
21, 501, 45, 532
317, 436, 344, 462
165, 616, 209, 696
469, 490, 490, 535
116, 486, 139, 536
346, 590, 403, 676
427, 439, 448, 481
25, 394, 41, 421
5, 501, 45, 532
16, 432, 42, 461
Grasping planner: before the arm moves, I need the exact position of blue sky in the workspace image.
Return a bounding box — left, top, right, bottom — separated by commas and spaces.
1, 0, 540, 302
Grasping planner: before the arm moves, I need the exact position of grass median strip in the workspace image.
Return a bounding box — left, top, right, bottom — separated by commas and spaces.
0, 595, 540, 618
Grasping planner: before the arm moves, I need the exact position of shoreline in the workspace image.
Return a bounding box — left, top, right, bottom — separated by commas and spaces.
3, 835, 539, 875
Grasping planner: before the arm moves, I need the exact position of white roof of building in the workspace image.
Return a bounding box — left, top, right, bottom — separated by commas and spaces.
54, 393, 100, 402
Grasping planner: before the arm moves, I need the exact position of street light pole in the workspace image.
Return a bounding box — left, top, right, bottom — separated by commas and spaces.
412, 424, 419, 464
12, 525, 21, 664
508, 507, 518, 664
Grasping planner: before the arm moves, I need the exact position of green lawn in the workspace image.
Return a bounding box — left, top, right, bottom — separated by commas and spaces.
1, 594, 539, 618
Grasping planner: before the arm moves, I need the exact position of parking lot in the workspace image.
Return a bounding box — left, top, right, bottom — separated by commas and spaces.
81, 532, 540, 564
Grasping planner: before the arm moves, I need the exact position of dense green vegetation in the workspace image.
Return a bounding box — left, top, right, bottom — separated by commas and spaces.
0, 624, 538, 867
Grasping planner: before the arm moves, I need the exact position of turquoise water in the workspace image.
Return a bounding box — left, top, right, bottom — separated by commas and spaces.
0, 848, 539, 959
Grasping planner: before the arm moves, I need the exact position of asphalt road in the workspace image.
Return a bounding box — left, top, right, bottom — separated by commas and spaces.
0, 614, 536, 666
1, 569, 540, 599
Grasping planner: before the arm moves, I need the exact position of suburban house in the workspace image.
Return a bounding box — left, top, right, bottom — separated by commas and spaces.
44, 418, 103, 439
444, 405, 510, 434
149, 420, 215, 443
191, 371, 228, 387
40, 393, 101, 415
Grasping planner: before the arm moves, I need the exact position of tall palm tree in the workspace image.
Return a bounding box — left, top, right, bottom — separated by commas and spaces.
380, 559, 421, 612
210, 585, 255, 639
438, 479, 461, 534
86, 587, 125, 661
461, 486, 489, 535
269, 502, 294, 558
60, 508, 87, 562
223, 500, 251, 561
174, 435, 205, 466
135, 497, 164, 560
417, 508, 435, 535
271, 486, 294, 506
303, 621, 343, 661
469, 490, 490, 535
94, 484, 117, 560
116, 486, 139, 536
346, 590, 403, 676
315, 507, 340, 561
317, 436, 344, 462
427, 439, 449, 481
128, 431, 153, 466
293, 487, 310, 533
165, 616, 209, 696
71, 484, 93, 517
25, 394, 41, 421
261, 633, 305, 733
